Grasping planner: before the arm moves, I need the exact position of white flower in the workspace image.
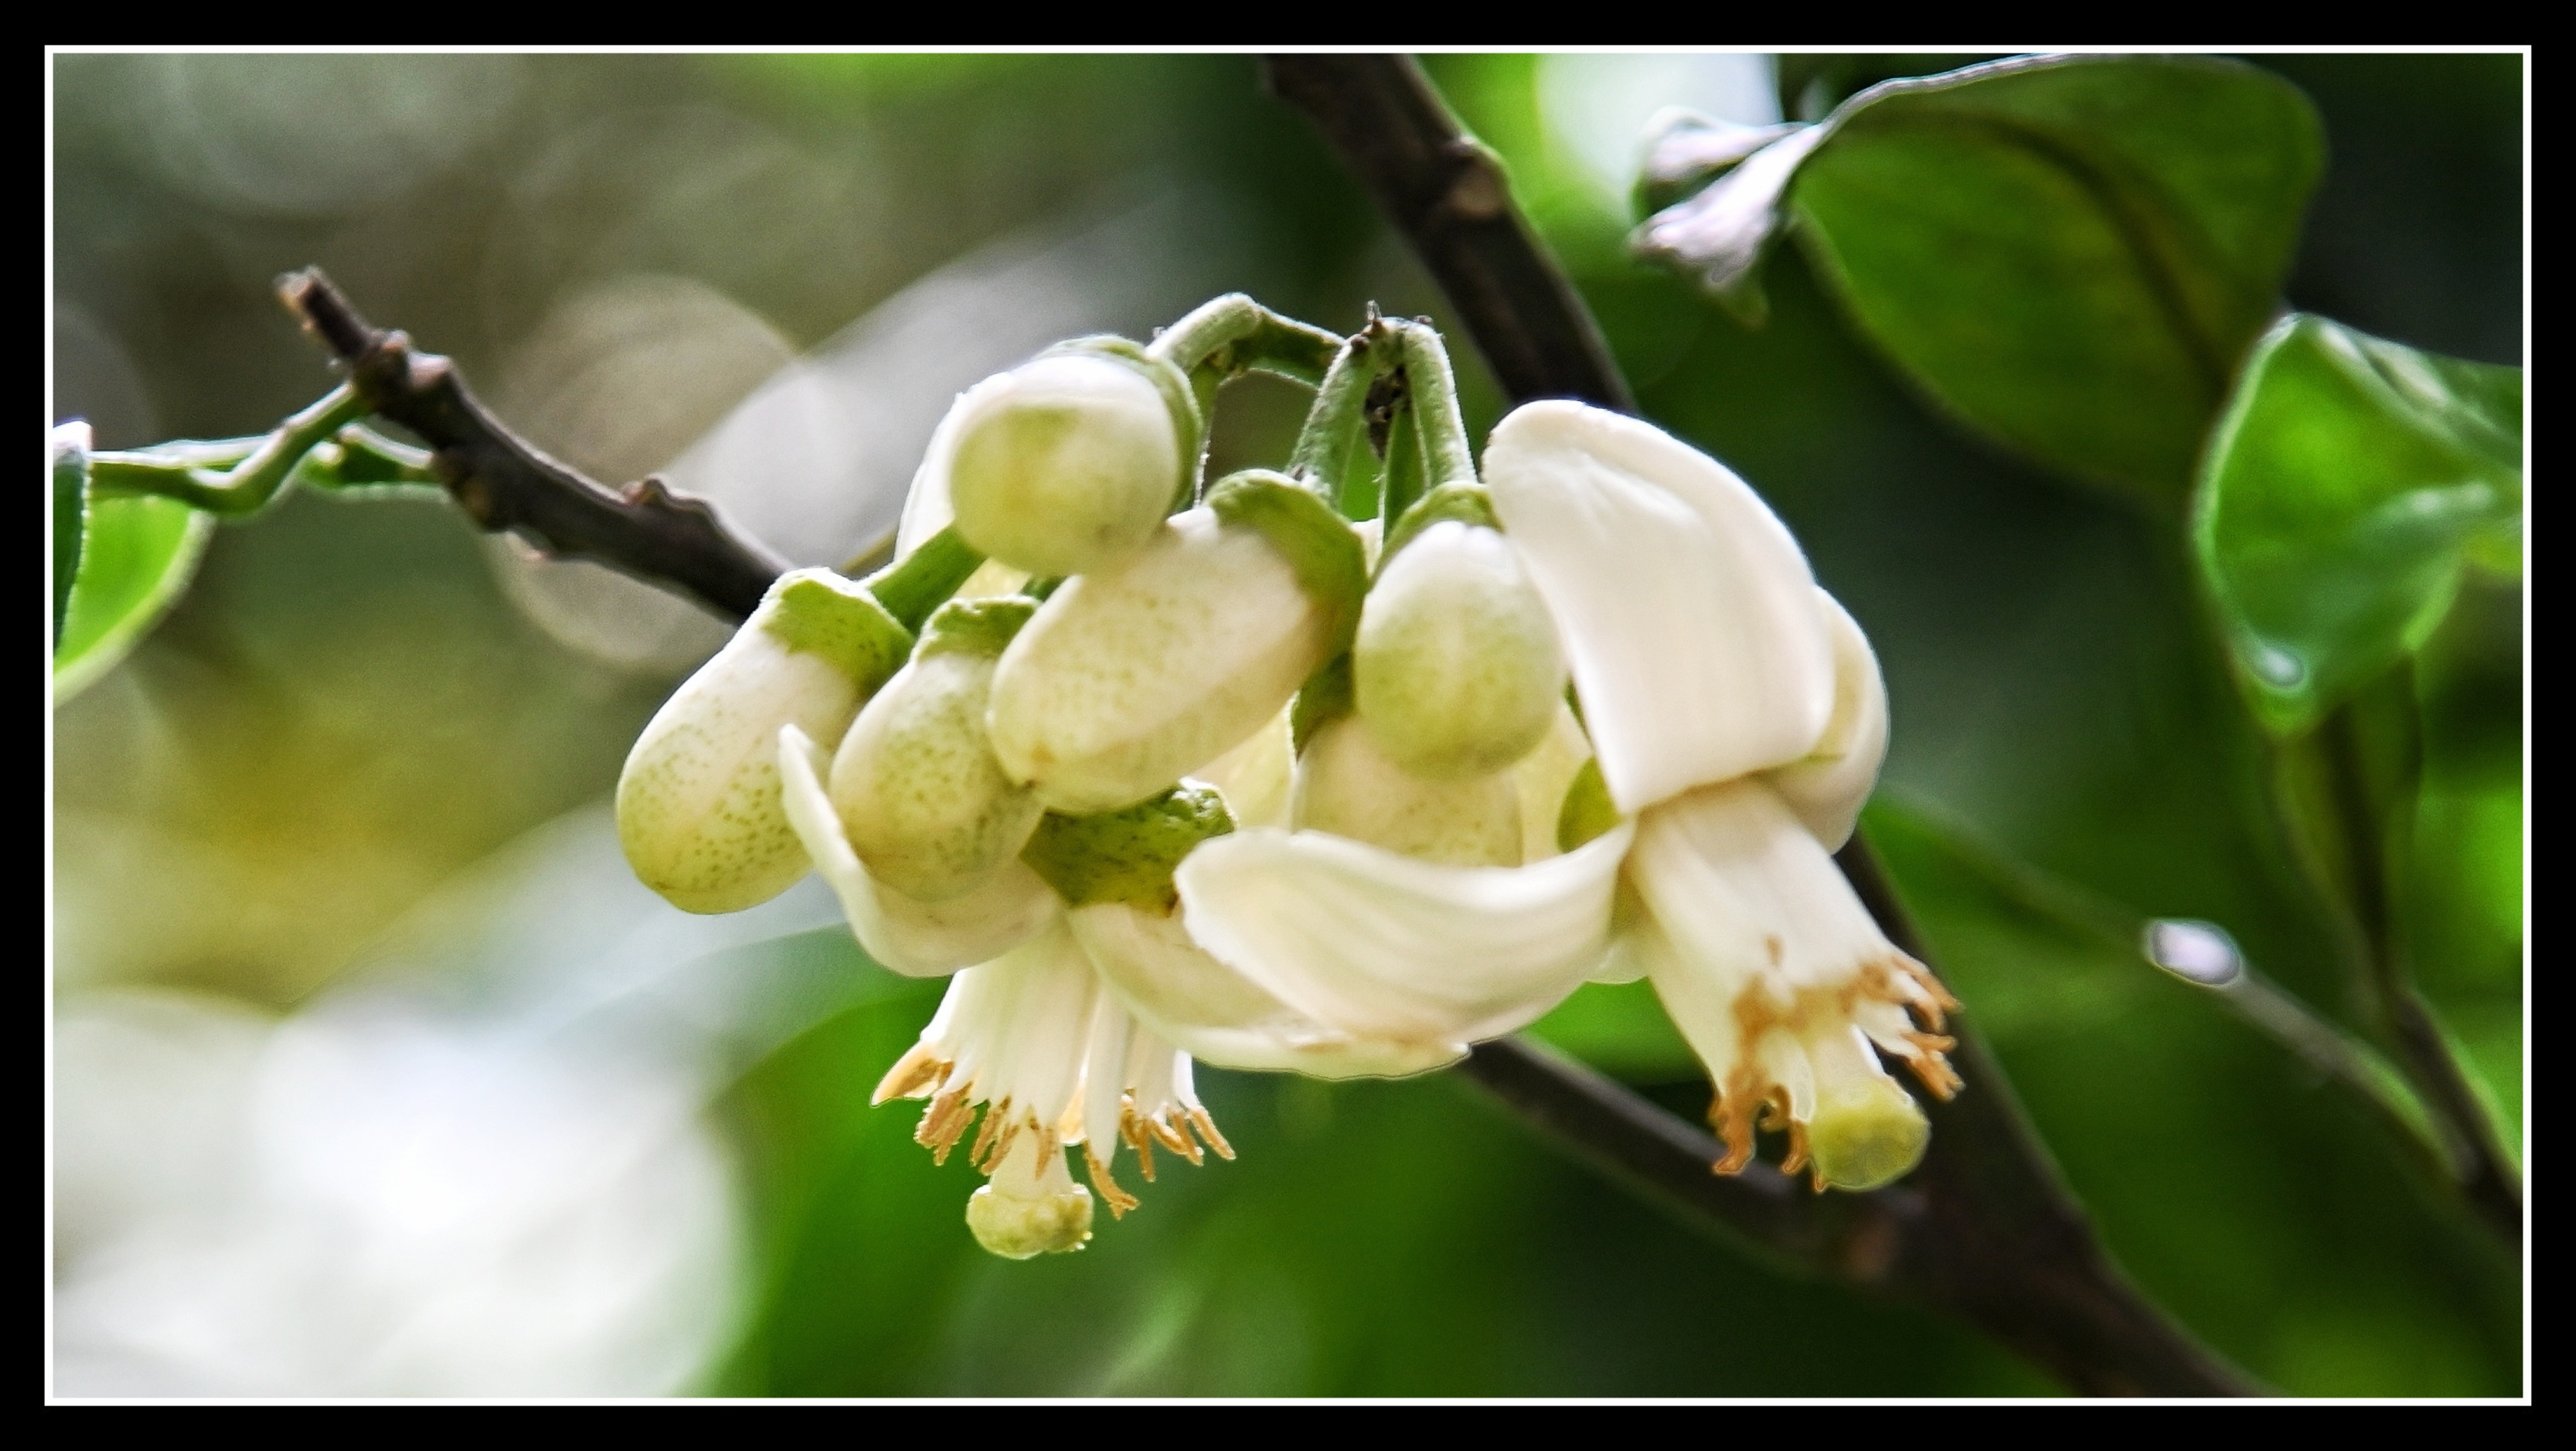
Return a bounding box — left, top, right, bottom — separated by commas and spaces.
1489, 400, 1957, 1190
1177, 400, 1957, 1192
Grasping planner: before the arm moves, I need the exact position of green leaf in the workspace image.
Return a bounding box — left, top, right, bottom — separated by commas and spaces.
53, 424, 88, 647
2193, 315, 2522, 737
52, 492, 215, 705
1637, 55, 2324, 505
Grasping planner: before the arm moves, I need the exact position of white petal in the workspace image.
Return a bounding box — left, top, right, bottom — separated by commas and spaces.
1070, 902, 1464, 1080
920, 915, 1099, 1124
1625, 777, 1897, 998
778, 724, 1056, 976
1174, 822, 1635, 1046
1485, 400, 1835, 812
1760, 589, 1887, 851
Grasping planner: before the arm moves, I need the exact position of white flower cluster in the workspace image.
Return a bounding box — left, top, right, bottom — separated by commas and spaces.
616, 313, 1958, 1259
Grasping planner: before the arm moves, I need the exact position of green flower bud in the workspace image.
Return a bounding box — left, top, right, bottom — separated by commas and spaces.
942, 340, 1200, 578
1356, 499, 1566, 782
618, 570, 910, 915
1293, 714, 1522, 868
986, 475, 1365, 816
829, 598, 1043, 904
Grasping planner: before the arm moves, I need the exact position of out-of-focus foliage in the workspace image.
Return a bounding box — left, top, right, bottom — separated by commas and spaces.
51, 53, 2522, 1397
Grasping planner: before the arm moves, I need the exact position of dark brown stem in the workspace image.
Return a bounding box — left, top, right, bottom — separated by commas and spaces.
277, 268, 789, 622
1262, 56, 1635, 413
1280, 53, 2252, 1396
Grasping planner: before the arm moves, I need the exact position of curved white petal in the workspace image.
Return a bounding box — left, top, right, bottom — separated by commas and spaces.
1485, 400, 1834, 812
778, 724, 1056, 976
1625, 777, 1898, 996
1760, 589, 1888, 852
1174, 822, 1635, 1046
1070, 902, 1465, 1080
1625, 778, 1953, 1184
897, 914, 1100, 1129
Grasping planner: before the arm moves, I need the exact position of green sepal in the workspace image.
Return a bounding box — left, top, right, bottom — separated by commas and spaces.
1377, 482, 1501, 577
1041, 336, 1205, 513
1020, 782, 1236, 911
917, 596, 1036, 661
53, 427, 88, 648
757, 569, 914, 694
1557, 759, 1623, 853
1206, 468, 1370, 655
1291, 652, 1355, 755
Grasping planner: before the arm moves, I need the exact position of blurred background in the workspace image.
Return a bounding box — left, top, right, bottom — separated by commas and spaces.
49, 53, 2523, 1396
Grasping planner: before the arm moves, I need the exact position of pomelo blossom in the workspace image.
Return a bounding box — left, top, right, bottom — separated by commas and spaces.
1183, 400, 1958, 1191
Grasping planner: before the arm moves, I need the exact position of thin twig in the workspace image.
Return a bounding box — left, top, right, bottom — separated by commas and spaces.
1274, 53, 2253, 1396
1261, 56, 1635, 413
277, 268, 789, 621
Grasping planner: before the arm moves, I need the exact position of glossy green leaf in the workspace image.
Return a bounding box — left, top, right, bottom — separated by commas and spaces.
52, 493, 215, 705
2194, 315, 2522, 737
1637, 55, 2323, 505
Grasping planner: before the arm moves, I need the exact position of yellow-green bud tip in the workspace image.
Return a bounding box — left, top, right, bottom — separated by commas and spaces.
1806, 1079, 1930, 1191
965, 1180, 1094, 1259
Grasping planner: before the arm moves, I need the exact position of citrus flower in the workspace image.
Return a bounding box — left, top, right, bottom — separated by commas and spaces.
1181, 400, 1958, 1192
1489, 400, 1958, 1190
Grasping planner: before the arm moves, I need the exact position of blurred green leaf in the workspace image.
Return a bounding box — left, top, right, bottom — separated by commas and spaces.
53, 427, 87, 647
2194, 315, 2522, 736
1638, 55, 2322, 504
52, 493, 214, 707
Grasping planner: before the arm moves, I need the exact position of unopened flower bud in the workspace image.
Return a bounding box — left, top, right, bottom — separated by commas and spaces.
1293, 714, 1522, 867
965, 1128, 1093, 1259
618, 570, 909, 915
941, 341, 1200, 578
987, 472, 1366, 815
829, 598, 1044, 903
1356, 494, 1565, 782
